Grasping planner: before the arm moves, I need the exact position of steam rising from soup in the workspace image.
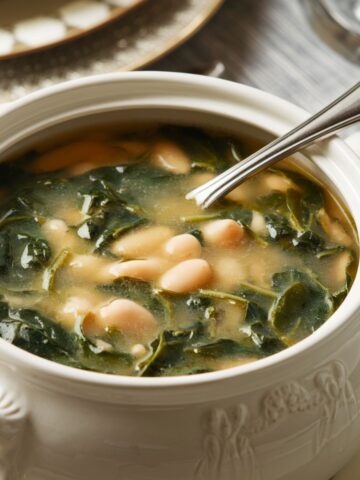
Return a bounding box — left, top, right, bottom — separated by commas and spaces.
0, 126, 356, 376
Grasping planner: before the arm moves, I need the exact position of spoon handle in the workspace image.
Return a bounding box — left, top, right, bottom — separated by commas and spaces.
187, 81, 360, 208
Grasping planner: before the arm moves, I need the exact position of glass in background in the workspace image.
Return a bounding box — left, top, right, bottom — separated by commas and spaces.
304, 0, 360, 64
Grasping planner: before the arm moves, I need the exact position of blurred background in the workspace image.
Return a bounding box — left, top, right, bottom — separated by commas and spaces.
0, 0, 359, 112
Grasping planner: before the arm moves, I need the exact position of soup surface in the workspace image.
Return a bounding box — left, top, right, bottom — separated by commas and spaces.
0, 126, 356, 376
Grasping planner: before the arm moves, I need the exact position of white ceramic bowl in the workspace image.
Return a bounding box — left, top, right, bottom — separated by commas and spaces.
0, 73, 359, 480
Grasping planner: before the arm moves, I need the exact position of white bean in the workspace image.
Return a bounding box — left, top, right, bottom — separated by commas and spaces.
42, 218, 83, 251
94, 339, 114, 353
151, 140, 191, 174
164, 234, 202, 260
225, 184, 250, 203
332, 250, 352, 287
250, 211, 267, 236
98, 299, 158, 340
188, 172, 215, 188
63, 296, 93, 316
111, 225, 174, 257
160, 258, 212, 293
30, 140, 129, 173
202, 219, 245, 247
61, 296, 93, 328
263, 173, 294, 193
318, 208, 352, 247
68, 162, 98, 176
106, 258, 167, 281
117, 140, 148, 156
131, 343, 147, 359
69, 254, 109, 282
43, 218, 68, 235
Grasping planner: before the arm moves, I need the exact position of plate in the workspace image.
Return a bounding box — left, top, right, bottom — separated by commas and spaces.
0, 0, 147, 59
0, 0, 224, 103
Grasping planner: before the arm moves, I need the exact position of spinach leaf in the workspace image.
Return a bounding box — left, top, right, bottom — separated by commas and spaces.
241, 321, 286, 354
291, 230, 325, 253
333, 273, 353, 309
19, 235, 51, 269
0, 209, 35, 229
264, 213, 295, 241
0, 230, 51, 288
160, 126, 250, 172
181, 212, 222, 224
243, 301, 268, 324
226, 207, 253, 227
77, 207, 145, 251
270, 169, 324, 207
187, 228, 203, 244
119, 163, 178, 197
198, 289, 249, 305
94, 214, 145, 252
251, 172, 331, 256
72, 341, 132, 374
0, 232, 9, 270
286, 189, 305, 231
7, 306, 75, 354
137, 324, 205, 376
0, 301, 132, 373
160, 126, 220, 172
42, 248, 70, 291
269, 168, 324, 228
316, 246, 346, 259
0, 303, 76, 361
270, 269, 333, 338
76, 175, 147, 251
137, 322, 262, 377
234, 282, 277, 311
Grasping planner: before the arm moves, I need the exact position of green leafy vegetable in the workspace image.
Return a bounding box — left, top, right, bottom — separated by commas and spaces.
19, 235, 51, 269
137, 322, 263, 377
270, 269, 333, 338
75, 176, 147, 251
181, 212, 222, 223
187, 228, 203, 244
198, 289, 249, 305
333, 273, 353, 309
42, 248, 70, 291
241, 321, 286, 354
0, 301, 132, 374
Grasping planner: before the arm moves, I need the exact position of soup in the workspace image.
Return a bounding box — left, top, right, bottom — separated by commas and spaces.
0, 126, 356, 376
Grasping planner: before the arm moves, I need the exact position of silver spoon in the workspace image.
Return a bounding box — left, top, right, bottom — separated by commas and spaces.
187, 81, 360, 208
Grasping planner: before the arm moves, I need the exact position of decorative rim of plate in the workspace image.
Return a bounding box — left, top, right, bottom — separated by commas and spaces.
0, 0, 147, 60
119, 0, 225, 72
0, 0, 225, 104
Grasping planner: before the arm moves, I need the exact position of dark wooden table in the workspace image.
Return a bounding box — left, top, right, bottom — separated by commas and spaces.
151, 0, 360, 113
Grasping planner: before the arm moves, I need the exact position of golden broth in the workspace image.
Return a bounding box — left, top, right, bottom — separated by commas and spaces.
0, 125, 356, 376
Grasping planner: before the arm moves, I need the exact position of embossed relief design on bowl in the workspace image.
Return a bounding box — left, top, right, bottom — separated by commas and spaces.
196, 361, 358, 479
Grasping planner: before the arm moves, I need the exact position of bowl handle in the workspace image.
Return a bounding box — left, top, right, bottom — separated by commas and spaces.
0, 373, 28, 480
